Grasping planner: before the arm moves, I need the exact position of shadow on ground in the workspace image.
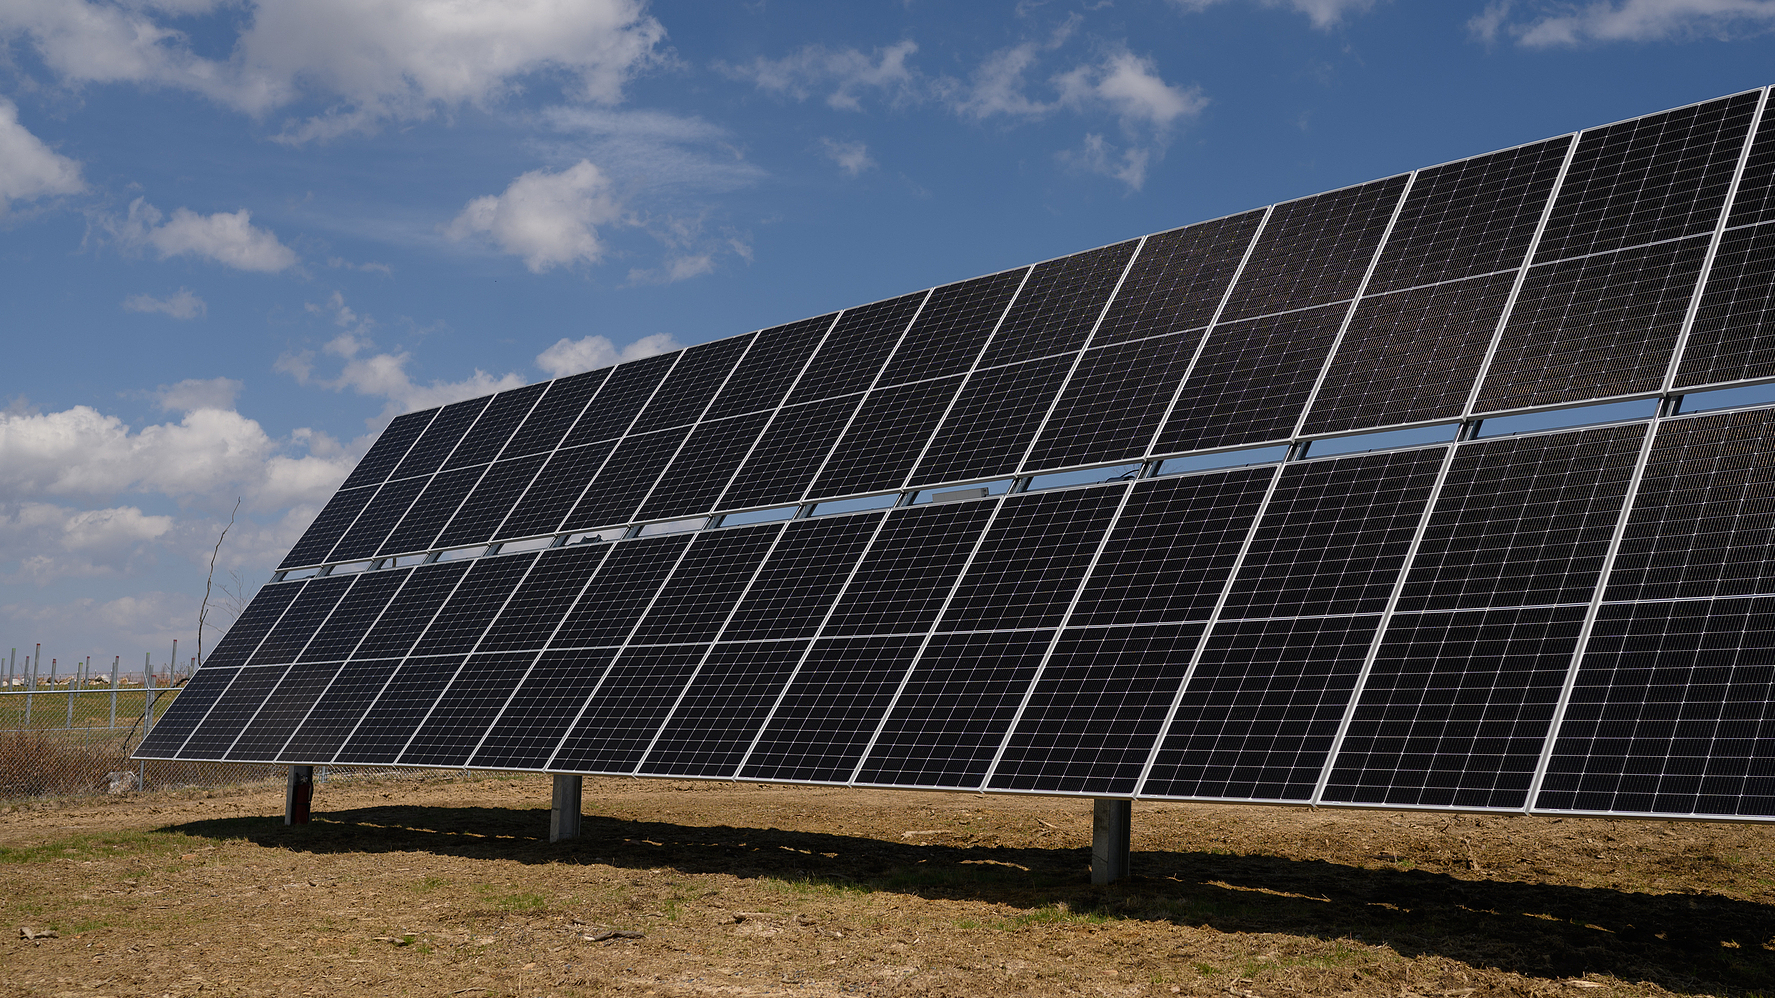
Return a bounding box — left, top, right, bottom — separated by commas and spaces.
166, 804, 1775, 994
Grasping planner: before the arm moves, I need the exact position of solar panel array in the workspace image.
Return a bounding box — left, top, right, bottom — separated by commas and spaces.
139, 86, 1775, 821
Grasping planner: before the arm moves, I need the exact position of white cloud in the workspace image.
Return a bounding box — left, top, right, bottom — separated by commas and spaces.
0, 504, 174, 586
536, 332, 679, 377
716, 40, 920, 111
152, 377, 241, 413
1058, 134, 1154, 190
123, 288, 207, 320
1054, 50, 1206, 134
109, 197, 298, 273
0, 0, 667, 141
820, 138, 877, 177
0, 96, 84, 211
948, 41, 1059, 120
446, 160, 622, 272
1171, 0, 1381, 29
1471, 0, 1775, 45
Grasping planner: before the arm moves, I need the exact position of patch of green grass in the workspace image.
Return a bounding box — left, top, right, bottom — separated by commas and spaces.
412, 876, 449, 893
0, 828, 188, 864
495, 892, 549, 913
760, 875, 869, 898
996, 903, 1116, 931
1193, 963, 1219, 976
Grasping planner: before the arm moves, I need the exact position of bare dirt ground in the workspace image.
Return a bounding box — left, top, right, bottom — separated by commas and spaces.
4, 774, 1775, 998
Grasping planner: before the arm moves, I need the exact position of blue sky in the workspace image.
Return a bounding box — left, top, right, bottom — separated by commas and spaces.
3, 0, 1774, 668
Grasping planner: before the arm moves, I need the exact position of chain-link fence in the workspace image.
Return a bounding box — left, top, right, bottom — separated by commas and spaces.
0, 684, 460, 802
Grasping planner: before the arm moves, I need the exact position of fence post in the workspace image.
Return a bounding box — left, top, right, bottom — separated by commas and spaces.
6, 647, 12, 687
66, 658, 77, 727
143, 654, 155, 738
25, 646, 35, 726
110, 656, 119, 728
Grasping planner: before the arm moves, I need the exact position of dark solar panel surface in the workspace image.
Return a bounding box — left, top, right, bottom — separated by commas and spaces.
1093, 211, 1265, 346
153, 85, 1775, 825
1728, 100, 1775, 228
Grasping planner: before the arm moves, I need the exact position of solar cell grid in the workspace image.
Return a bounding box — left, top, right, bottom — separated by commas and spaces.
475, 543, 610, 653
468, 648, 618, 769
1727, 92, 1775, 228
277, 660, 399, 763
1301, 272, 1516, 435
1154, 302, 1350, 454
248, 574, 354, 666
297, 568, 409, 663
822, 501, 999, 637
435, 454, 548, 547
787, 293, 925, 404
501, 369, 608, 459
703, 315, 836, 420
719, 513, 885, 641
561, 427, 691, 531
1475, 236, 1711, 413
909, 355, 1073, 486
550, 534, 694, 648
635, 411, 773, 521
1220, 448, 1444, 619
1068, 467, 1274, 627
1142, 614, 1381, 801
988, 622, 1207, 795
629, 334, 753, 434
1092, 211, 1265, 346
351, 561, 469, 659
1218, 175, 1408, 323
226, 661, 345, 761
1605, 409, 1775, 602
637, 639, 811, 777
857, 629, 1055, 789
979, 241, 1138, 367
178, 665, 289, 759
1397, 424, 1645, 613
1673, 223, 1775, 389
629, 524, 783, 644
280, 486, 375, 569
1538, 597, 1775, 817
340, 409, 435, 490
1022, 331, 1204, 470
561, 350, 679, 447
739, 634, 927, 783
410, 553, 538, 656
333, 656, 465, 764
937, 486, 1124, 632
1321, 604, 1587, 809
134, 666, 238, 758
202, 580, 305, 669
399, 651, 537, 767
495, 441, 616, 540
376, 466, 481, 555
718, 395, 860, 510
550, 644, 711, 773
879, 270, 1025, 385
327, 475, 428, 563
391, 397, 489, 479
1535, 92, 1758, 261
1366, 137, 1571, 293
807, 376, 965, 499
444, 381, 547, 469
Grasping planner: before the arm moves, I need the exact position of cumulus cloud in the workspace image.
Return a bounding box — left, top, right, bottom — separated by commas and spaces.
0, 96, 84, 211
280, 292, 530, 412
716, 40, 921, 111
0, 503, 175, 586
1054, 50, 1206, 134
820, 138, 877, 176
123, 288, 207, 319
1470, 0, 1775, 45
152, 377, 242, 413
446, 160, 622, 272
0, 0, 667, 141
1171, 0, 1382, 29
535, 332, 679, 377
109, 197, 298, 272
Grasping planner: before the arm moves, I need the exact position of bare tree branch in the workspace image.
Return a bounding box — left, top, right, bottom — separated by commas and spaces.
197, 497, 241, 669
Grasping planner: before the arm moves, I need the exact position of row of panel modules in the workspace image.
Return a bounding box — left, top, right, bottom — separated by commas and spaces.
279, 85, 1775, 574
143, 402, 1775, 821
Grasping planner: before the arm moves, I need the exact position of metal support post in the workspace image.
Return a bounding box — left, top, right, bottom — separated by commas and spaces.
286, 766, 315, 825
550, 774, 583, 842
1091, 799, 1131, 885
142, 655, 154, 737
109, 657, 119, 728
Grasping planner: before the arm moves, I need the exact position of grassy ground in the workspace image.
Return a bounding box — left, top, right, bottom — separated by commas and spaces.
0, 689, 177, 731
5, 773, 1775, 997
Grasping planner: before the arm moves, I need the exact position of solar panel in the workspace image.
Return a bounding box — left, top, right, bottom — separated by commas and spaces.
149, 84, 1775, 829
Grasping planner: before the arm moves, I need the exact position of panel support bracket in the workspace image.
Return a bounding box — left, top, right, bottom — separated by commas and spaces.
551, 774, 583, 842
1091, 798, 1131, 885
285, 766, 314, 825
